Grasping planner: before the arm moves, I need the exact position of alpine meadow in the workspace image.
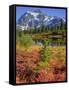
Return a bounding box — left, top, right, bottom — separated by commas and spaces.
16, 6, 67, 84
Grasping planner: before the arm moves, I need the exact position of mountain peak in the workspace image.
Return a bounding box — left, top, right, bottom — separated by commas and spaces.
17, 9, 66, 31
34, 9, 42, 13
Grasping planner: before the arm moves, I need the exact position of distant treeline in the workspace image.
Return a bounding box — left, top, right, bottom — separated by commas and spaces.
17, 19, 66, 35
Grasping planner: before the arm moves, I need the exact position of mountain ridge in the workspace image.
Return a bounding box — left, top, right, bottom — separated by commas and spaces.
16, 10, 66, 31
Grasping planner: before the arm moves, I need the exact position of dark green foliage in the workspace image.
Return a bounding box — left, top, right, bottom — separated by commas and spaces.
40, 40, 50, 62
17, 20, 66, 35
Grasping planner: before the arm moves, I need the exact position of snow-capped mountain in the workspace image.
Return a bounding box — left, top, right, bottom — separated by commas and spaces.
16, 9, 66, 31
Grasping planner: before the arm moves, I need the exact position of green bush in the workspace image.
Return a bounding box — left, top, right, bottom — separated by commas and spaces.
16, 30, 33, 49
41, 40, 50, 62
20, 34, 33, 49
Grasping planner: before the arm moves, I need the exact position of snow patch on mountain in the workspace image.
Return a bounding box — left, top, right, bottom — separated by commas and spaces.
16, 9, 66, 31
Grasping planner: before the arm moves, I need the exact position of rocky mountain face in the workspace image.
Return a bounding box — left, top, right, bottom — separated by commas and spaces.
16, 9, 66, 31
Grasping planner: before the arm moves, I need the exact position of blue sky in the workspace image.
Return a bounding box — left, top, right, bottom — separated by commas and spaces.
16, 6, 66, 22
